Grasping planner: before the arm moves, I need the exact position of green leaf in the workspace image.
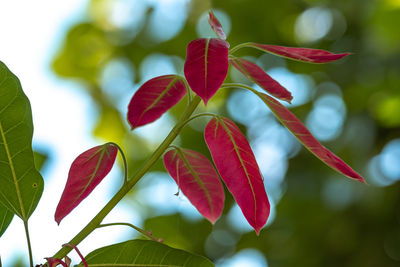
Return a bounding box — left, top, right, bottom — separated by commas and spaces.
144, 213, 212, 256
34, 150, 49, 172
0, 149, 47, 237
0, 61, 44, 221
79, 239, 214, 267
0, 203, 13, 237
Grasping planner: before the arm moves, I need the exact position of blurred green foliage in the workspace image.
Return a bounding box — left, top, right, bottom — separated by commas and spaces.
52, 0, 400, 265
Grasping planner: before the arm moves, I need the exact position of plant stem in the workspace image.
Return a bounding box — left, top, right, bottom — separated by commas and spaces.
181, 112, 216, 126
221, 82, 256, 93
229, 42, 252, 54
52, 95, 201, 260
97, 222, 160, 242
23, 221, 34, 267
109, 142, 129, 183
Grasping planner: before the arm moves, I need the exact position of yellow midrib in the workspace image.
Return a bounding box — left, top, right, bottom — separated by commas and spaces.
0, 120, 26, 220
216, 118, 257, 223
176, 149, 214, 214
204, 38, 210, 96
66, 146, 108, 211
137, 76, 181, 124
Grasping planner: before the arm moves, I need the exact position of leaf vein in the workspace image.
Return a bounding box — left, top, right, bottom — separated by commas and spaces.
0, 121, 26, 220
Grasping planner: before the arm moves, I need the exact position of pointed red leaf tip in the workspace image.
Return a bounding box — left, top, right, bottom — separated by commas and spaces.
55, 143, 118, 224
204, 117, 270, 234
248, 43, 350, 63
208, 11, 226, 40
257, 92, 365, 183
163, 148, 224, 224
230, 57, 293, 103
127, 75, 187, 129
184, 38, 230, 105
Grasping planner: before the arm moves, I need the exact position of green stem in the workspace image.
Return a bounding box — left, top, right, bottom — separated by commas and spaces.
97, 222, 160, 242
52, 95, 201, 260
181, 112, 216, 126
183, 78, 193, 105
23, 221, 33, 267
221, 83, 258, 94
109, 142, 129, 183
229, 42, 252, 54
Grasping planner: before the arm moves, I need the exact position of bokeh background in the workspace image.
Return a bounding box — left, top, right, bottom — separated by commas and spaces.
1, 0, 400, 266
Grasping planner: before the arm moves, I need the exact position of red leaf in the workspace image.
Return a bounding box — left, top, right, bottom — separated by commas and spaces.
246, 43, 350, 63
208, 11, 226, 40
256, 92, 365, 182
163, 148, 224, 224
127, 75, 187, 129
204, 117, 270, 234
184, 38, 229, 105
55, 143, 118, 224
230, 57, 293, 103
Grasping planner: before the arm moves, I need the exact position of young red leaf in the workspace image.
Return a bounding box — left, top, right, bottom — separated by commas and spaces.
204, 117, 270, 234
184, 38, 229, 105
208, 11, 226, 40
230, 57, 293, 103
245, 43, 350, 63
127, 75, 187, 129
163, 147, 224, 224
55, 143, 118, 224
256, 91, 365, 182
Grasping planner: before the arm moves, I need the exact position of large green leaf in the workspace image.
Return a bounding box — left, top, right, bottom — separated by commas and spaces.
79, 239, 214, 267
0, 150, 47, 237
144, 213, 212, 256
0, 61, 44, 221
0, 203, 13, 237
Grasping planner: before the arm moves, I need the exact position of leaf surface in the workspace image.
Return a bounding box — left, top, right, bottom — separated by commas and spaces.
0, 204, 13, 237
230, 57, 293, 103
184, 38, 229, 105
208, 11, 226, 40
256, 92, 365, 182
0, 61, 44, 221
163, 147, 224, 224
245, 43, 350, 63
204, 117, 270, 234
127, 75, 187, 130
55, 143, 118, 224
78, 239, 214, 267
